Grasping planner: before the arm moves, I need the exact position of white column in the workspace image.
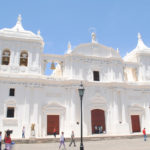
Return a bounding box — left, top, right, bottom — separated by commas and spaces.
15, 51, 19, 66
0, 50, 2, 64
28, 52, 32, 67
41, 111, 45, 137
141, 114, 145, 131
69, 89, 76, 134
106, 108, 111, 134
38, 114, 41, 137
44, 113, 46, 137
122, 104, 127, 123
113, 92, 119, 124
34, 53, 39, 67
145, 104, 150, 132
10, 51, 14, 65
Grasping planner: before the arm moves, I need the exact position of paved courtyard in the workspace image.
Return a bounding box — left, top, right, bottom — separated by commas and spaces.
2, 137, 150, 150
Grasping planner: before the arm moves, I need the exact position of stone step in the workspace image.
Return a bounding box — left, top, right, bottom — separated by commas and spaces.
3, 134, 147, 144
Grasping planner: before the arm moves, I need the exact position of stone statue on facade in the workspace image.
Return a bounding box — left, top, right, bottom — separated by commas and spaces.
67, 41, 72, 54
31, 123, 35, 137
91, 32, 97, 43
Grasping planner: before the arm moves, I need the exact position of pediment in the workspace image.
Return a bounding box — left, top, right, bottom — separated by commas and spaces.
129, 104, 144, 114
43, 102, 65, 111
6, 99, 16, 107
90, 93, 106, 104
72, 43, 120, 58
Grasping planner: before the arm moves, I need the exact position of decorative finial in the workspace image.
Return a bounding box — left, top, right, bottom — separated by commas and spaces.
67, 41, 72, 54
12, 14, 24, 31
37, 30, 41, 36
91, 32, 97, 43
138, 32, 141, 40
17, 14, 22, 24
68, 41, 71, 50
136, 32, 148, 50
117, 48, 119, 53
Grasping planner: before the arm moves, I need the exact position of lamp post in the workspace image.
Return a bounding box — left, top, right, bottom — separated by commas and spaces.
78, 82, 85, 150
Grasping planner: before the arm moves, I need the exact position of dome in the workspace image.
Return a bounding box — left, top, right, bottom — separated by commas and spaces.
131, 33, 150, 52
124, 33, 150, 61
0, 15, 43, 43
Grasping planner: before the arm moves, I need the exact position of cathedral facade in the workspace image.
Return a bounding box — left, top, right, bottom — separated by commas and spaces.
0, 15, 150, 138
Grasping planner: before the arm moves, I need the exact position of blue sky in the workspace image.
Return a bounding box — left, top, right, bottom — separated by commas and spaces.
0, 0, 150, 58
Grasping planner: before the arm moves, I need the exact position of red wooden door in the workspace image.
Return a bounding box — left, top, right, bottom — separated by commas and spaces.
91, 109, 106, 134
131, 115, 141, 132
47, 115, 59, 135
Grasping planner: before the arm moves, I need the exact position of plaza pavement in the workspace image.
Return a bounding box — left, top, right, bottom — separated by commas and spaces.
2, 137, 150, 150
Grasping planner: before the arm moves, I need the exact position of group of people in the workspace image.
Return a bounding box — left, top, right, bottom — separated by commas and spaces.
94, 125, 103, 134
0, 127, 147, 150
53, 128, 76, 149
57, 131, 76, 150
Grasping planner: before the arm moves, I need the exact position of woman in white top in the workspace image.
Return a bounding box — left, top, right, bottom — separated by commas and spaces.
59, 132, 66, 149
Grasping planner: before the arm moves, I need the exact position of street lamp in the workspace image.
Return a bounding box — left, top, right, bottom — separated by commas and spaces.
78, 82, 85, 150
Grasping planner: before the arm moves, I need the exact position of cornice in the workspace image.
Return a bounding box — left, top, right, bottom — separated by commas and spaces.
42, 54, 64, 63
123, 61, 139, 68
42, 53, 124, 63
70, 53, 123, 62
0, 75, 150, 90
0, 35, 44, 45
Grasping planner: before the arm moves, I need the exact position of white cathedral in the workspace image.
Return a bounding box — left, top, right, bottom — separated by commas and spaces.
0, 15, 150, 138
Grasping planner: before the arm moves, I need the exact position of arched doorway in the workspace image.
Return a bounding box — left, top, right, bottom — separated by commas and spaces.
42, 102, 66, 137
91, 109, 106, 134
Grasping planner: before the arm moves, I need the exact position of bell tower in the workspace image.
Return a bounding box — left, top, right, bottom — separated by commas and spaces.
0, 15, 44, 75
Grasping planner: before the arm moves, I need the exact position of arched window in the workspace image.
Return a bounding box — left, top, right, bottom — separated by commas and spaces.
20, 51, 28, 66
1, 49, 10, 65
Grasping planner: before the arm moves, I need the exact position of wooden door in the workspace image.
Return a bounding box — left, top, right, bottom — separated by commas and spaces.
47, 115, 59, 135
131, 115, 141, 132
91, 109, 106, 134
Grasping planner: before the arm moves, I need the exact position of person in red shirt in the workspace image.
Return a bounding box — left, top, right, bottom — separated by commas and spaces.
53, 128, 56, 138
4, 132, 12, 150
143, 128, 147, 141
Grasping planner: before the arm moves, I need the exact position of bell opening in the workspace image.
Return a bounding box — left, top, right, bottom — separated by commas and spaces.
50, 62, 56, 70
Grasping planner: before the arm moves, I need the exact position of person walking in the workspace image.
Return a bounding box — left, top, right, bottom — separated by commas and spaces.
22, 126, 25, 138
59, 132, 66, 149
53, 128, 56, 138
69, 131, 76, 147
0, 132, 2, 150
143, 128, 147, 141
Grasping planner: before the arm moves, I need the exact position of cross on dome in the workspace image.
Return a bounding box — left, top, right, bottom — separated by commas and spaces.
17, 14, 22, 23
117, 48, 119, 53
67, 41, 72, 54
138, 32, 141, 40
68, 41, 71, 50
37, 30, 41, 36
12, 14, 24, 31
